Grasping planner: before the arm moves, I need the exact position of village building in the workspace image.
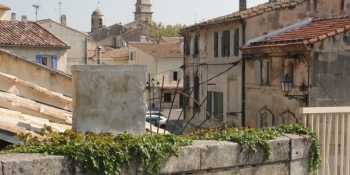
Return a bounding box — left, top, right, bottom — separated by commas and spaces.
37, 17, 89, 74
179, 0, 350, 132
129, 42, 183, 109
0, 14, 70, 73
241, 17, 350, 127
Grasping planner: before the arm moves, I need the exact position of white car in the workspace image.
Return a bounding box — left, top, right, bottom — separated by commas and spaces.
145, 111, 167, 128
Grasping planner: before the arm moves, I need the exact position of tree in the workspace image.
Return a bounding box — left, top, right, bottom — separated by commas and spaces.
146, 22, 186, 39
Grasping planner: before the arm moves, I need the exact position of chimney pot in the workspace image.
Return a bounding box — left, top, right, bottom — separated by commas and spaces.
11, 13, 16, 21
21, 15, 28, 22
239, 0, 247, 11
61, 14, 67, 25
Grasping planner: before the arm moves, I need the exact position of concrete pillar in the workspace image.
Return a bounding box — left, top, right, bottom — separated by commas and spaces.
61, 15, 66, 25
239, 0, 247, 11
11, 13, 16, 21
97, 46, 102, 64
21, 15, 28, 22
71, 65, 147, 135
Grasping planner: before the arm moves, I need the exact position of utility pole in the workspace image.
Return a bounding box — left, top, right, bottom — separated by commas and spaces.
32, 4, 39, 21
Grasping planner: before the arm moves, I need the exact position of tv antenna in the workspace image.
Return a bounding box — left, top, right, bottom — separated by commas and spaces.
97, 1, 100, 9
55, 2, 64, 21
32, 4, 40, 21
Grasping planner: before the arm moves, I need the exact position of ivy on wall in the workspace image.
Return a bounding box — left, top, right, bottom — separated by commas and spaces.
0, 124, 320, 175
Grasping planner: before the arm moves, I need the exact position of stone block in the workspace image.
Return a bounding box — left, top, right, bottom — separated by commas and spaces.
313, 61, 328, 75
329, 61, 344, 75
160, 144, 201, 173
71, 65, 147, 136
284, 134, 311, 160
290, 159, 312, 175
267, 136, 291, 162
0, 153, 73, 175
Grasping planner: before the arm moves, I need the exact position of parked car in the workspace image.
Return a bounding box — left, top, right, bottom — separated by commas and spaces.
145, 111, 167, 128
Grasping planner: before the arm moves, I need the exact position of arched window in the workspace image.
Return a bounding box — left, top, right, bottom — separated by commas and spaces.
99, 18, 102, 28
254, 60, 262, 85
193, 73, 200, 109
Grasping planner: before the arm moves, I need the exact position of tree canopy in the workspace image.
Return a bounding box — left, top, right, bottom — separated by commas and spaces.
146, 22, 186, 39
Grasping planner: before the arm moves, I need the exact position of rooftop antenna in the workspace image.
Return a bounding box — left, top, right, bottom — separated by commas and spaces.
97, 1, 100, 9
55, 2, 64, 22
32, 4, 39, 21
193, 14, 197, 24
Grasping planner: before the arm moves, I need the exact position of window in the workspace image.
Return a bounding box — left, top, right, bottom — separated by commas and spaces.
101, 61, 106, 65
171, 70, 180, 81
255, 60, 270, 85
99, 18, 102, 28
193, 73, 200, 109
206, 91, 223, 121
193, 34, 199, 57
234, 28, 239, 56
214, 32, 218, 58
36, 55, 58, 69
221, 30, 230, 57
185, 75, 190, 106
129, 51, 136, 61
163, 93, 172, 102
173, 71, 178, 81
185, 36, 191, 56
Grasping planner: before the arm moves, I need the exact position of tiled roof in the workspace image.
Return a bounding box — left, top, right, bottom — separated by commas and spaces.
129, 42, 182, 58
0, 20, 70, 48
180, 0, 306, 32
160, 37, 184, 43
36, 19, 88, 36
242, 17, 350, 49
102, 47, 129, 58
0, 4, 10, 10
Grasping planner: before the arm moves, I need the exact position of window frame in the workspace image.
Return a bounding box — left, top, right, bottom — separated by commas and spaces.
163, 92, 172, 102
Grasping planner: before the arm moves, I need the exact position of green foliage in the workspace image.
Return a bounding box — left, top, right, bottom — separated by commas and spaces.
146, 21, 186, 38
0, 124, 320, 175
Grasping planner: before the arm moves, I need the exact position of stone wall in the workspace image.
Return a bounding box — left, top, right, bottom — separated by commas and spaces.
0, 134, 313, 175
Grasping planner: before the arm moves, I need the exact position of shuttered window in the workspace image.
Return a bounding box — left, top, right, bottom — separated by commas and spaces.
234, 28, 239, 56
51, 55, 58, 69
221, 30, 230, 57
185, 75, 190, 106
194, 35, 199, 58
185, 36, 191, 56
193, 74, 200, 109
36, 55, 42, 64
254, 60, 262, 85
206, 91, 224, 121
214, 32, 218, 57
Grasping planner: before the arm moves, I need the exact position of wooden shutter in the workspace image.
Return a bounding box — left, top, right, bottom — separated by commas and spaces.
194, 75, 199, 108
256, 113, 262, 128
254, 60, 262, 85
214, 32, 218, 58
226, 30, 230, 57
206, 92, 212, 119
234, 28, 239, 56
36, 55, 42, 64
215, 92, 224, 121
221, 31, 225, 57
51, 55, 58, 69
185, 75, 190, 106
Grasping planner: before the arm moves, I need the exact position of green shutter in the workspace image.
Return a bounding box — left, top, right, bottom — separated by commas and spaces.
214, 32, 218, 58
221, 31, 225, 57
206, 92, 212, 119
234, 28, 239, 56
215, 92, 224, 121
226, 30, 230, 57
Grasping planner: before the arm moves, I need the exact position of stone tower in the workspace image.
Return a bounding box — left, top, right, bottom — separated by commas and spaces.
91, 9, 104, 32
134, 0, 153, 24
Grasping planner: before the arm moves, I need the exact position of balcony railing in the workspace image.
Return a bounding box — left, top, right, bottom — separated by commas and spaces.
300, 107, 350, 175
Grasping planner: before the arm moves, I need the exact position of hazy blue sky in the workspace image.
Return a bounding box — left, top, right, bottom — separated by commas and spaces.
2, 0, 269, 32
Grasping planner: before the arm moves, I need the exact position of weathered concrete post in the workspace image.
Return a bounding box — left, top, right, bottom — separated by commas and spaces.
71, 65, 147, 135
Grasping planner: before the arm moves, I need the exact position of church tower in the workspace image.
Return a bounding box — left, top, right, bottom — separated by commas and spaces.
91, 9, 105, 32
134, 0, 153, 24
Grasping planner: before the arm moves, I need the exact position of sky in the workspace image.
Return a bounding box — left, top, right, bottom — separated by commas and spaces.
1, 0, 269, 32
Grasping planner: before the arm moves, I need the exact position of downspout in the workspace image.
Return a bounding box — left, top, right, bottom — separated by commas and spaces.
239, 19, 246, 127
180, 32, 186, 121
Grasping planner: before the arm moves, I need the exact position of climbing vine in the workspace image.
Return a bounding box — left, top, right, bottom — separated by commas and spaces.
0, 124, 320, 175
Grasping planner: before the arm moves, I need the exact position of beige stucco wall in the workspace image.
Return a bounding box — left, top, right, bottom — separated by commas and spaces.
39, 21, 88, 75
0, 51, 72, 97
89, 56, 128, 65
0, 9, 7, 20
0, 46, 68, 73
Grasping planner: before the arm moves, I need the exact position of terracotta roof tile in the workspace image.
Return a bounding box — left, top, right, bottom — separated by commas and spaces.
160, 37, 184, 43
180, 0, 306, 32
102, 47, 129, 58
0, 4, 10, 10
242, 17, 350, 49
129, 42, 182, 58
0, 20, 69, 48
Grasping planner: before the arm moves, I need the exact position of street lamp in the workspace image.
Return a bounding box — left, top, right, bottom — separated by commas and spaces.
280, 74, 308, 103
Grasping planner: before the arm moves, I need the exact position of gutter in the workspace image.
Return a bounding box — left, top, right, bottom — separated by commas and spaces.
180, 16, 242, 34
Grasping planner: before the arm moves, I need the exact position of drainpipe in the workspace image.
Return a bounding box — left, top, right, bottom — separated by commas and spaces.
239, 19, 246, 127
97, 46, 102, 64
180, 33, 186, 121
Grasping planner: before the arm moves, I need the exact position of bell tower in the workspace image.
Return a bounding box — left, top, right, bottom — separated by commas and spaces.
134, 0, 153, 24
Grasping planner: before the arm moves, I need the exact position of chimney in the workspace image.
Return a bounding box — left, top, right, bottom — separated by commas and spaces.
239, 0, 247, 11
97, 46, 102, 64
21, 15, 28, 22
11, 13, 16, 21
61, 14, 66, 26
